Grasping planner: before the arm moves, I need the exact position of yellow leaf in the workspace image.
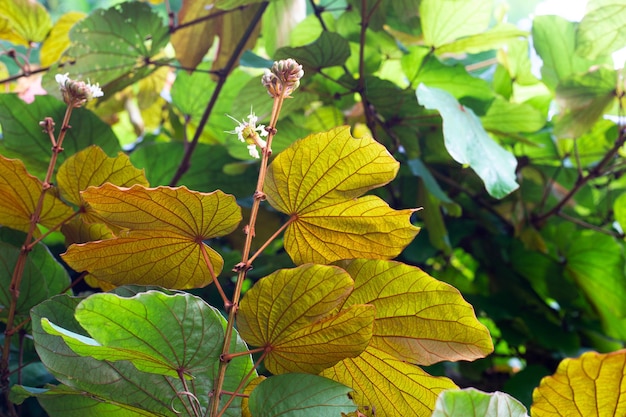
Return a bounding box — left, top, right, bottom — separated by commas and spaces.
40, 12, 86, 67
241, 376, 266, 417
0, 156, 73, 235
321, 345, 458, 417
237, 264, 375, 374
265, 126, 419, 264
340, 259, 493, 365
0, 0, 52, 45
61, 184, 241, 289
531, 349, 626, 417
170, 0, 218, 70
211, 4, 262, 74
56, 145, 149, 246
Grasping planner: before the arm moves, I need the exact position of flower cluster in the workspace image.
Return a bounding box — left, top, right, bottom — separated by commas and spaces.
262, 58, 304, 98
227, 112, 268, 159
55, 73, 104, 107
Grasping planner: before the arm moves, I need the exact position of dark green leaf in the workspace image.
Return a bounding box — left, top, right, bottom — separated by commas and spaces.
0, 94, 120, 179
274, 32, 350, 71
248, 373, 356, 417
416, 84, 519, 198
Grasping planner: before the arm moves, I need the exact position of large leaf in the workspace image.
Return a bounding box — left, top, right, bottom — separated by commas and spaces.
320, 345, 457, 417
0, 0, 51, 46
170, 0, 218, 70
40, 12, 86, 67
32, 292, 254, 417
420, 0, 493, 48
0, 94, 121, 179
432, 388, 529, 417
0, 156, 74, 235
248, 373, 356, 417
576, 0, 626, 59
436, 23, 527, 55
237, 264, 375, 374
416, 84, 519, 198
339, 259, 493, 365
0, 229, 70, 323
264, 126, 419, 264
531, 349, 626, 416
531, 15, 612, 90
62, 184, 241, 289
481, 97, 546, 133
274, 32, 351, 71
554, 67, 617, 138
60, 2, 170, 97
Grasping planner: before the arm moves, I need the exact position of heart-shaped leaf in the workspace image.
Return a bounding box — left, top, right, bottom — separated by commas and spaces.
264, 126, 419, 264
420, 0, 492, 48
237, 264, 375, 374
248, 373, 357, 417
62, 184, 241, 289
0, 156, 74, 235
416, 84, 519, 198
531, 349, 626, 416
339, 259, 493, 365
0, 0, 51, 46
321, 345, 458, 417
275, 32, 351, 70
576, 0, 626, 59
32, 291, 254, 417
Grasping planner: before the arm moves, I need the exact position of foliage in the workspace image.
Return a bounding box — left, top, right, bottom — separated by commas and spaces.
0, 0, 625, 417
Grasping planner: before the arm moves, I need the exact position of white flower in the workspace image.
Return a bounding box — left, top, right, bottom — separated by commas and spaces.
55, 73, 70, 87
86, 80, 104, 98
226, 110, 268, 159
55, 73, 104, 106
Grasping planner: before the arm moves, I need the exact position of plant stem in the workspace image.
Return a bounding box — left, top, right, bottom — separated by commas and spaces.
1, 105, 74, 414
209, 91, 285, 417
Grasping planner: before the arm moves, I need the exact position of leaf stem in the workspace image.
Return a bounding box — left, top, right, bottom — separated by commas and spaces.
199, 243, 229, 307
1, 103, 74, 412
215, 349, 268, 417
246, 215, 296, 266
210, 90, 286, 417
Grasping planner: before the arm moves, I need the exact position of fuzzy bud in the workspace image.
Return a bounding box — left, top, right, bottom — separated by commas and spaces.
55, 73, 104, 107
262, 58, 304, 98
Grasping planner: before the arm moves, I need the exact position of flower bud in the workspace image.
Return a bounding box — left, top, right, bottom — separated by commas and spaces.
55, 73, 104, 107
262, 58, 304, 98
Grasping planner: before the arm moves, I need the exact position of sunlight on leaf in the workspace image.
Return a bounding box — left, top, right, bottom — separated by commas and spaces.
531, 349, 626, 417
237, 264, 375, 374
248, 373, 356, 417
62, 184, 241, 289
321, 345, 457, 417
0, 156, 73, 235
436, 23, 527, 55
576, 0, 626, 59
481, 97, 546, 133
420, 0, 492, 48
416, 84, 519, 198
170, 0, 218, 70
40, 12, 86, 67
0, 0, 51, 46
265, 126, 419, 264
339, 259, 493, 365
432, 388, 529, 417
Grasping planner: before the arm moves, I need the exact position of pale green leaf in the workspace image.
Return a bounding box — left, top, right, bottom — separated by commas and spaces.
416, 84, 519, 198
432, 388, 529, 417
248, 373, 356, 417
614, 193, 626, 233
576, 0, 626, 59
481, 97, 546, 133
436, 23, 527, 55
420, 0, 493, 48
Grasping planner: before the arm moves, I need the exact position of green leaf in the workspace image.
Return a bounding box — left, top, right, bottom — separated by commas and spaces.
237, 264, 375, 374
576, 0, 626, 59
432, 388, 529, 417
32, 292, 254, 417
274, 32, 350, 71
130, 142, 256, 196
0, 95, 121, 179
339, 259, 493, 365
416, 84, 519, 198
0, 229, 70, 323
436, 23, 527, 55
532, 15, 612, 90
532, 349, 626, 416
170, 64, 217, 123
614, 193, 626, 233
403, 47, 494, 100
554, 67, 617, 138
60, 2, 170, 98
420, 0, 493, 48
481, 97, 546, 133
11, 384, 155, 417
264, 126, 419, 264
321, 345, 457, 417
248, 373, 356, 417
